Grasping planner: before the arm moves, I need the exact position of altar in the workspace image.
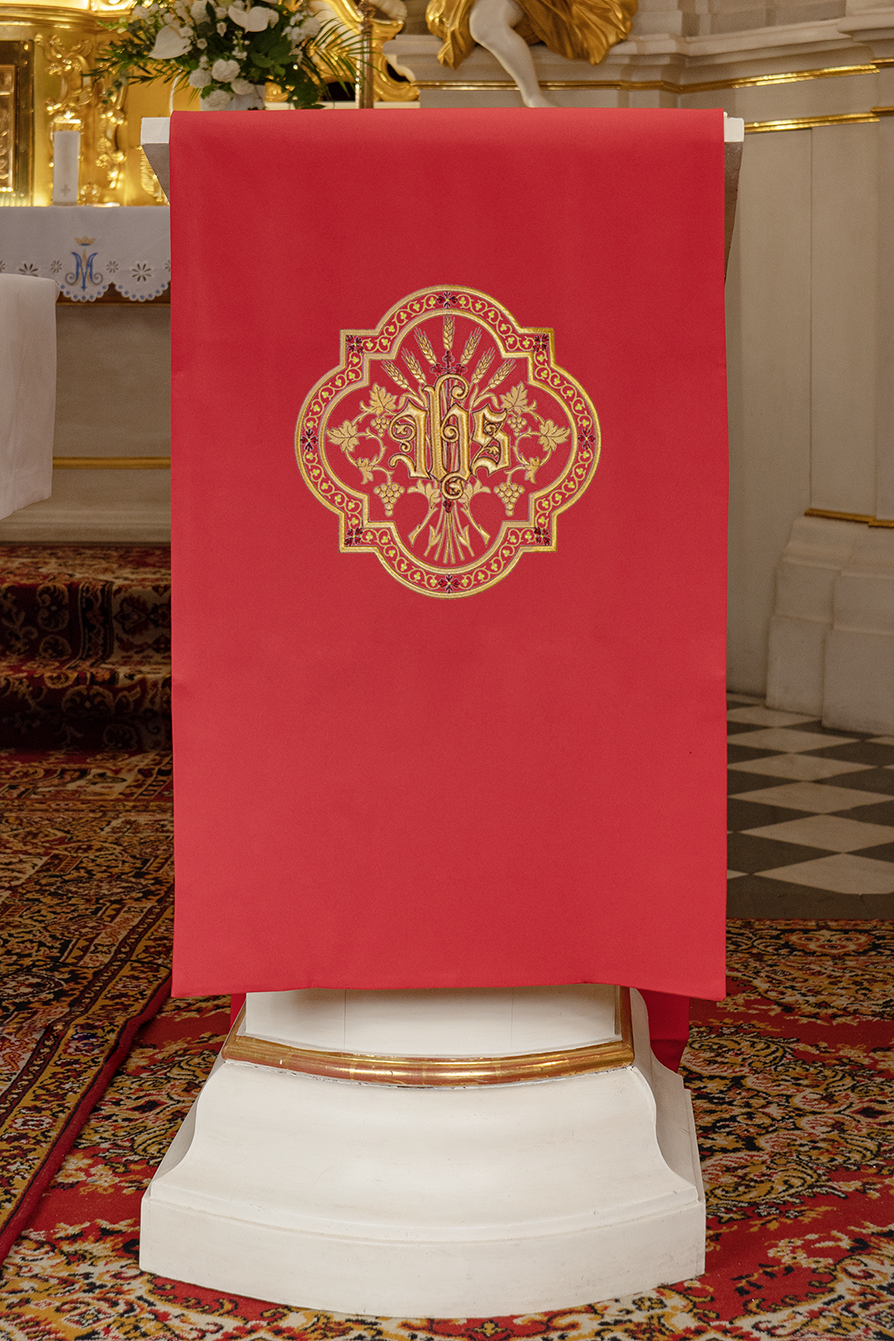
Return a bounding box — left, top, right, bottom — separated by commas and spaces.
0, 207, 170, 303
0, 206, 171, 543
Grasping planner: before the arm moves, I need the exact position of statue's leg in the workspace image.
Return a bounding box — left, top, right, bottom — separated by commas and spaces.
468, 0, 557, 107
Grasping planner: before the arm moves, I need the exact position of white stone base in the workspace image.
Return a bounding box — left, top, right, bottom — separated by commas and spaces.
767, 515, 894, 734
140, 988, 704, 1316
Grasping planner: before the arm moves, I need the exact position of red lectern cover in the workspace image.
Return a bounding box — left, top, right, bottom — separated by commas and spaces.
170, 108, 728, 999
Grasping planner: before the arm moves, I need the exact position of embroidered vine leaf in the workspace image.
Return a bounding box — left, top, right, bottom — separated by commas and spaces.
538, 419, 570, 452
328, 419, 360, 452
366, 385, 398, 419
501, 384, 532, 415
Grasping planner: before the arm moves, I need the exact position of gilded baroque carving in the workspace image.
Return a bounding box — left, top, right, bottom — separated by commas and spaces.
43, 32, 94, 133
95, 77, 126, 199
39, 31, 126, 204
0, 65, 13, 193
316, 0, 418, 101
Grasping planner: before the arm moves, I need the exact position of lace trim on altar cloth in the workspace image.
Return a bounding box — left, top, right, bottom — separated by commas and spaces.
0, 206, 171, 302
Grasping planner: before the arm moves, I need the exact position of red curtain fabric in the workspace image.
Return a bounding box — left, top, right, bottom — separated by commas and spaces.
170, 108, 728, 999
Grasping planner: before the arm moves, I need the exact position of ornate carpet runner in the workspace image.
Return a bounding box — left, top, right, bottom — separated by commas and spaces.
0, 545, 171, 750
0, 748, 173, 1262
1, 920, 892, 1338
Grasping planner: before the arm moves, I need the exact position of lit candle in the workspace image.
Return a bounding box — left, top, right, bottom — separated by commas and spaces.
52, 130, 80, 205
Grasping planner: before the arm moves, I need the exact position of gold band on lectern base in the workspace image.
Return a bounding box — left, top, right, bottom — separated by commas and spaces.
805, 507, 894, 528
222, 986, 634, 1086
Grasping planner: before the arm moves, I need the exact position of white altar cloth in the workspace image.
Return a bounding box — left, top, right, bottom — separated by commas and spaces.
0, 207, 170, 302
0, 275, 56, 520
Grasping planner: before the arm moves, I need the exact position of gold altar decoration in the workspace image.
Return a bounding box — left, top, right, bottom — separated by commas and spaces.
0, 0, 176, 206
318, 0, 416, 102
1, 0, 415, 209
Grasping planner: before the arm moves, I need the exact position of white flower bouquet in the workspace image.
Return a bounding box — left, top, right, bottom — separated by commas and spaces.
95, 0, 354, 109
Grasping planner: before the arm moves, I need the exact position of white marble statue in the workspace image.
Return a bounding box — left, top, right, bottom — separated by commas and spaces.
424, 0, 637, 107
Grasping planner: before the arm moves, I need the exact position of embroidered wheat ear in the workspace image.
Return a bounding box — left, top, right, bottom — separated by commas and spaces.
384, 361, 412, 392
415, 330, 437, 366
484, 360, 514, 393
403, 351, 427, 384
470, 349, 494, 385
443, 316, 454, 351
460, 327, 481, 366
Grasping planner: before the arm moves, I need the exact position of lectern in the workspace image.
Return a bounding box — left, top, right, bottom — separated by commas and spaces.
140, 108, 737, 1315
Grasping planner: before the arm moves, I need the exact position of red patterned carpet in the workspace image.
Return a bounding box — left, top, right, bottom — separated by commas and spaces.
0, 748, 173, 1262
0, 545, 171, 750
1, 921, 892, 1339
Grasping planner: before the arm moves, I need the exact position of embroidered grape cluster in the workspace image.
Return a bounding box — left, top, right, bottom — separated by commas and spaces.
374, 480, 405, 516
495, 480, 525, 515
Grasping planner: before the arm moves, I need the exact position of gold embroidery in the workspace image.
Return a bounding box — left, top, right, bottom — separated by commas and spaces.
296, 286, 600, 599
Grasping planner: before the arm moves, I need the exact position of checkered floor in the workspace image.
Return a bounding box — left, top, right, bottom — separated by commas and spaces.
727, 695, 894, 917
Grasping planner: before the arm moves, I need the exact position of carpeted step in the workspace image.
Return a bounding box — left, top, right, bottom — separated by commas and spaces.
0, 545, 171, 749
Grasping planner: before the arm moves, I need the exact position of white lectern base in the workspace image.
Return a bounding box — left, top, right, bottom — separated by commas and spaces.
140, 987, 704, 1316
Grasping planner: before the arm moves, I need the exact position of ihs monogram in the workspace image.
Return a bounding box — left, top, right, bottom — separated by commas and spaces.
296, 287, 600, 598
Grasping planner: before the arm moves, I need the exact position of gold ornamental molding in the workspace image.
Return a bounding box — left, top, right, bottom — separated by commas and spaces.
745, 110, 883, 132
690, 61, 878, 91
411, 79, 891, 131
414, 58, 890, 98
53, 455, 171, 468
223, 987, 634, 1087
806, 507, 894, 528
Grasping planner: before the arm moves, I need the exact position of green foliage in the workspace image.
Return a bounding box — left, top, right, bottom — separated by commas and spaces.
94, 0, 355, 110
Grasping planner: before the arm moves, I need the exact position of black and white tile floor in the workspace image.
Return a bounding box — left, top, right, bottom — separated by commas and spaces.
727, 695, 894, 918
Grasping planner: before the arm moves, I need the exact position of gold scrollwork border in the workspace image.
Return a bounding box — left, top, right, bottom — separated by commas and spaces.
222, 986, 634, 1086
